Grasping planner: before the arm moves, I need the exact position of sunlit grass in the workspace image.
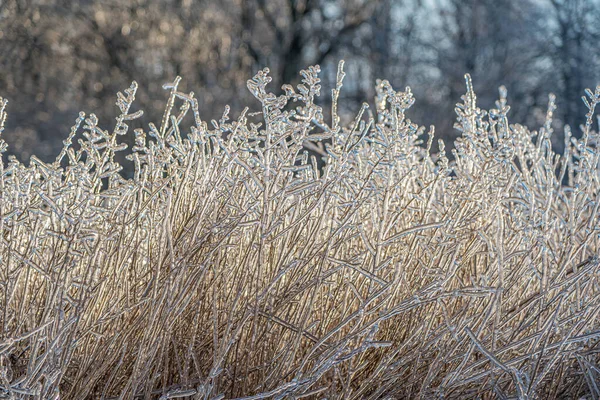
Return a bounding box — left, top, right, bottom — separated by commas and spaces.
1, 63, 600, 399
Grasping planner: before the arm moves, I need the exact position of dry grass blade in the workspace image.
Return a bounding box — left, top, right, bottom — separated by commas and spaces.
0, 69, 599, 399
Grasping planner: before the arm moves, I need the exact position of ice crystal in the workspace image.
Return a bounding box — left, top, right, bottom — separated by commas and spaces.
0, 62, 599, 399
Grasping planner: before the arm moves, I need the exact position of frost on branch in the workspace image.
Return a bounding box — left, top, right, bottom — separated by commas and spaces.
0, 62, 600, 399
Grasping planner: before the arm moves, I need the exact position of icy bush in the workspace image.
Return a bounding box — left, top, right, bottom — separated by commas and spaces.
1, 62, 600, 399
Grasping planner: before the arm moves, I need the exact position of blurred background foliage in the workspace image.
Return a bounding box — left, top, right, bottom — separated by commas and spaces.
1, 0, 599, 163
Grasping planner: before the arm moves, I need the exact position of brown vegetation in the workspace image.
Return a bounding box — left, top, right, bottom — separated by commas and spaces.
1, 64, 600, 399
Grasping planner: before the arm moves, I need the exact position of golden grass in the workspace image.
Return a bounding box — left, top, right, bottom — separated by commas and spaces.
1, 63, 600, 399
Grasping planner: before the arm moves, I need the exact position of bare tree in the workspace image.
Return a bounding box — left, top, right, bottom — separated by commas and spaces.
239, 0, 381, 86
547, 0, 600, 131
1, 0, 599, 164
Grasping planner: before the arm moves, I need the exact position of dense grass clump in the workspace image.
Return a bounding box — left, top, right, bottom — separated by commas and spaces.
1, 63, 600, 399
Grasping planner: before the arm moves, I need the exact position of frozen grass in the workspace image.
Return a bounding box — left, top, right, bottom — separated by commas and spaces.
1, 63, 600, 399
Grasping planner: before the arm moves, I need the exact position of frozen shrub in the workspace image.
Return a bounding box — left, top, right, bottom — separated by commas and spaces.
1, 62, 600, 399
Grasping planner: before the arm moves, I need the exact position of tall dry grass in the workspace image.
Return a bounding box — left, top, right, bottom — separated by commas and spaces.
1, 62, 600, 399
